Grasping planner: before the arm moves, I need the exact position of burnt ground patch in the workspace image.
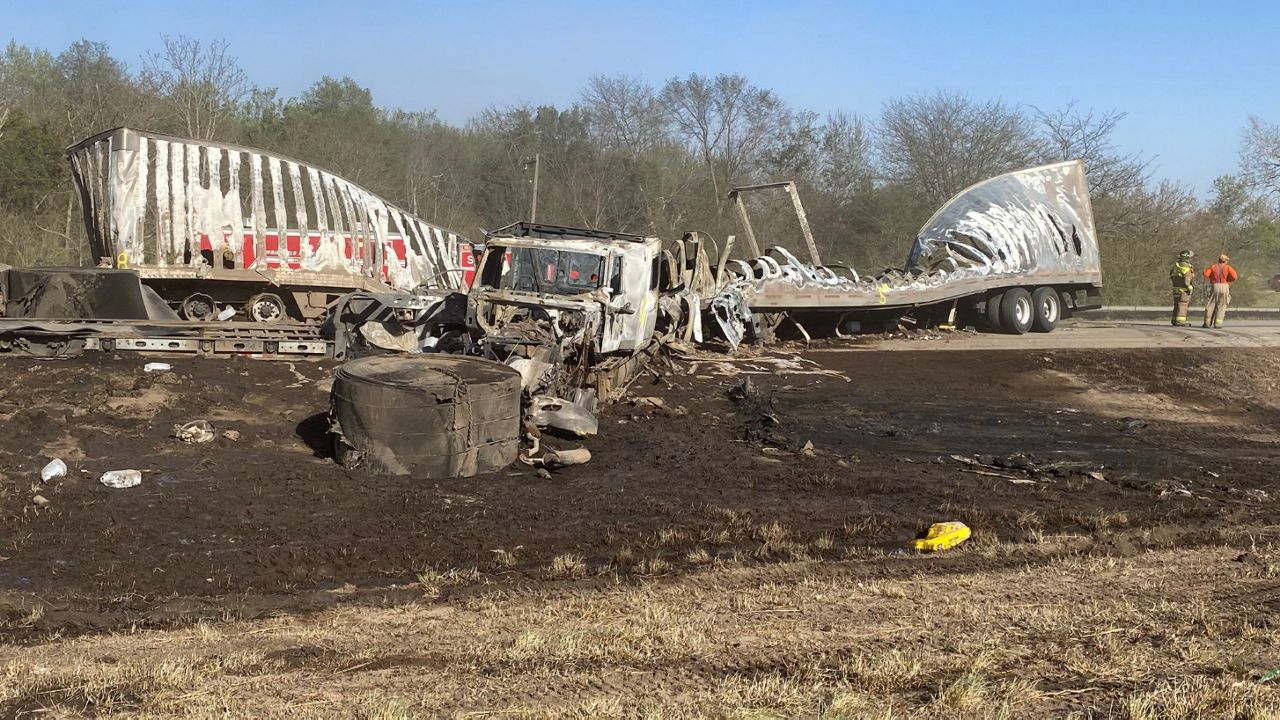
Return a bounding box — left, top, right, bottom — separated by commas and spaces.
0, 346, 1277, 642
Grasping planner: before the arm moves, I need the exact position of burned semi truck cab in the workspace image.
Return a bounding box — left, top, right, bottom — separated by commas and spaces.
465, 223, 662, 358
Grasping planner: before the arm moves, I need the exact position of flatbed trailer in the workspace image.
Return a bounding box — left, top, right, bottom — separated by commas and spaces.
723, 160, 1103, 335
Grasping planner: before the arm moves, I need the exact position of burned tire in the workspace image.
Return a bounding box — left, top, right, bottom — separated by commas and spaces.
999, 288, 1034, 335
1031, 287, 1060, 333
181, 293, 216, 321
247, 292, 286, 323
330, 355, 522, 478
985, 291, 1005, 333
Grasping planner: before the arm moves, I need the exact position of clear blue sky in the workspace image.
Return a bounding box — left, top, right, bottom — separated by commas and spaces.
6, 0, 1277, 196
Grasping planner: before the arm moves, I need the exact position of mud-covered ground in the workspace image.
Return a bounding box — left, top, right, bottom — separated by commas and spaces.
1, 338, 1278, 715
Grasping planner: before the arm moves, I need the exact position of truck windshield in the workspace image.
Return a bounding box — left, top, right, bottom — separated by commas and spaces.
497, 247, 605, 295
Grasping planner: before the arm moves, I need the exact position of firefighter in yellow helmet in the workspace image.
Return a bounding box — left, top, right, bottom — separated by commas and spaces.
1169, 250, 1194, 326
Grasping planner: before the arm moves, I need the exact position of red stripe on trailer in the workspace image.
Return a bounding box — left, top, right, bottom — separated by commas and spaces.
285, 232, 302, 270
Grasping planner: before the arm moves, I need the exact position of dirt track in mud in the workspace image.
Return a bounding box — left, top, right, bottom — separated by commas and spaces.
1, 332, 1278, 647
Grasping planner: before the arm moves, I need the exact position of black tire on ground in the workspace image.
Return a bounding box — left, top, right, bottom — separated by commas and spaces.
999, 288, 1034, 334
1031, 287, 1061, 333
330, 355, 522, 478
985, 291, 1005, 332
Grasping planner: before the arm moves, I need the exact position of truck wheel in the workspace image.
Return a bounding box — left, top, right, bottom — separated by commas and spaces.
181, 293, 216, 321
247, 293, 286, 323
985, 291, 1005, 333
1031, 287, 1060, 332
999, 288, 1034, 334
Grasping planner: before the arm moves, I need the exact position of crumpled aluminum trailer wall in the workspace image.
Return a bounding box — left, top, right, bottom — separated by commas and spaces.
66, 127, 468, 293
727, 160, 1102, 310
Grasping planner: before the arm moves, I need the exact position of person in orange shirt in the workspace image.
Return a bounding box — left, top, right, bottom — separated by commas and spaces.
1201, 254, 1239, 328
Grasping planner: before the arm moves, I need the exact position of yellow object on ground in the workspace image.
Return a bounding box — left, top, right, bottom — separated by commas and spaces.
912, 521, 971, 552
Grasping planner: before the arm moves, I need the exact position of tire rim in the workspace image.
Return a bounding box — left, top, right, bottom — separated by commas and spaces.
1015, 297, 1032, 326
182, 294, 215, 321
1042, 295, 1059, 323
250, 296, 284, 323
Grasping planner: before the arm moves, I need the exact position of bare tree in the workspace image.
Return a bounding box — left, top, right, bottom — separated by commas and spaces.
659, 73, 790, 215
582, 74, 664, 155
1034, 102, 1148, 199
1240, 115, 1280, 200
816, 111, 873, 196
877, 91, 1043, 206
57, 40, 151, 140
144, 35, 248, 140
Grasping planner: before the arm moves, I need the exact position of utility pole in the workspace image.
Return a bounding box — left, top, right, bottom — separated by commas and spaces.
530, 153, 541, 223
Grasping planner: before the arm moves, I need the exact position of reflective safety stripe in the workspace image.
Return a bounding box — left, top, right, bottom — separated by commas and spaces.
1171, 262, 1192, 288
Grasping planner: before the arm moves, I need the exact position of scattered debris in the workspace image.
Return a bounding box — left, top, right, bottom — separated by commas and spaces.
858, 421, 906, 437
631, 396, 666, 409
216, 306, 236, 321
1158, 483, 1196, 499
522, 446, 592, 470
728, 377, 789, 449
31, 494, 49, 508
100, 469, 142, 489
143, 362, 172, 373
1120, 417, 1148, 431
800, 440, 816, 457
536, 468, 552, 480
222, 429, 242, 442
40, 458, 66, 482
1245, 489, 1271, 502
727, 377, 756, 402
950, 453, 1105, 482
173, 420, 215, 444
528, 396, 598, 436
913, 521, 971, 552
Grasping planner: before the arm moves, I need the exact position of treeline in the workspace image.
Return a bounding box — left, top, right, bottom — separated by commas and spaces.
2, 36, 1280, 305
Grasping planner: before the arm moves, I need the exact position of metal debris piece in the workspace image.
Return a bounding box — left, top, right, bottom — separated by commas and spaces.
174, 420, 215, 444
542, 448, 592, 468
100, 469, 142, 488
528, 395, 598, 436
709, 287, 753, 350
143, 362, 172, 373
40, 459, 67, 482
